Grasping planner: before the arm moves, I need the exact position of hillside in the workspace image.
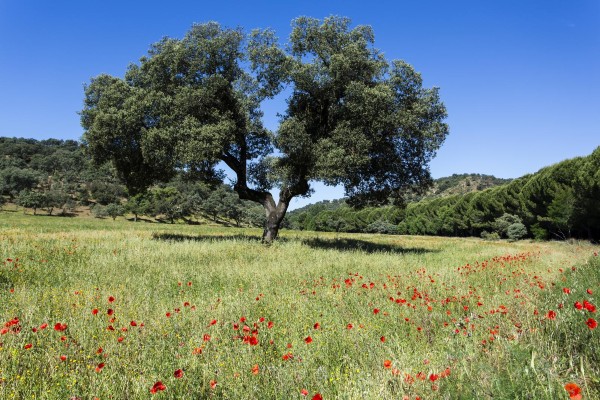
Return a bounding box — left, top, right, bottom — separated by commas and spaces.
287, 173, 511, 219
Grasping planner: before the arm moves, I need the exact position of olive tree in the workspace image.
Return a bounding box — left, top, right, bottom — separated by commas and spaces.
82, 17, 448, 242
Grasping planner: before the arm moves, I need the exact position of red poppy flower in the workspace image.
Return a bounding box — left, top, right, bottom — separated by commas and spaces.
95, 362, 105, 373
312, 394, 323, 400
429, 373, 439, 382
96, 347, 103, 354
39, 323, 48, 330
92, 308, 99, 315
584, 300, 596, 313
373, 308, 380, 314
301, 388, 309, 396
383, 360, 392, 369
203, 334, 211, 342
60, 355, 67, 361
117, 337, 124, 343
174, 368, 184, 378
107, 309, 114, 316
150, 381, 166, 394
563, 288, 571, 294
564, 382, 582, 400
251, 364, 259, 375
347, 323, 353, 329
24, 343, 32, 349
54, 323, 67, 332
267, 321, 274, 329
209, 380, 217, 389
166, 312, 171, 318
575, 301, 583, 310
587, 289, 593, 295
248, 336, 258, 346
209, 319, 217, 326
546, 310, 557, 320
108, 296, 115, 303
314, 322, 320, 330
587, 318, 598, 329
380, 336, 386, 342
304, 336, 313, 344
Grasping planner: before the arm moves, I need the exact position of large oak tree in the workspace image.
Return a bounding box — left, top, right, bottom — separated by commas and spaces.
81, 16, 449, 242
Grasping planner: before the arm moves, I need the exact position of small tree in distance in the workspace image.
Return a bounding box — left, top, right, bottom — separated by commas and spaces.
81, 16, 449, 242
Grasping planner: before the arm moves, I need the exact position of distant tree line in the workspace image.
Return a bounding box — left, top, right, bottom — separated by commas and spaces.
0, 137, 265, 226
286, 147, 600, 241
3, 137, 599, 241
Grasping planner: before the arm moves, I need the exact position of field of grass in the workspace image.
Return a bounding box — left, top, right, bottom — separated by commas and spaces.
1, 211, 598, 399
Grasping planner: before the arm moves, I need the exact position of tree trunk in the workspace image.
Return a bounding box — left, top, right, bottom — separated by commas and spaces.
263, 210, 283, 243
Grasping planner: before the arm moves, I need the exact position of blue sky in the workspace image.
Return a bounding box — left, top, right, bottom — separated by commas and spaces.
1, 1, 598, 209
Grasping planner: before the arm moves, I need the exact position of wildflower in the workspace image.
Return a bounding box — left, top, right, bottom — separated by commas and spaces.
304, 336, 313, 344
54, 323, 68, 332
429, 373, 439, 382
373, 308, 380, 314
301, 389, 309, 396
108, 296, 115, 303
384, 360, 392, 369
564, 382, 582, 400
174, 369, 184, 378
563, 288, 571, 294
24, 343, 33, 349
251, 364, 259, 375
107, 309, 114, 316
39, 323, 48, 330
268, 321, 274, 329
575, 301, 583, 310
92, 309, 99, 315
583, 300, 596, 313
130, 321, 137, 327
380, 336, 386, 342
95, 362, 105, 373
314, 322, 320, 330
210, 380, 217, 389
150, 381, 166, 394
60, 355, 67, 361
587, 289, 593, 295
312, 394, 323, 400
547, 310, 557, 320
587, 318, 598, 329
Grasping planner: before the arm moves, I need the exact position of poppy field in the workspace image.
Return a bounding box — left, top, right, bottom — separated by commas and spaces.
0, 212, 599, 399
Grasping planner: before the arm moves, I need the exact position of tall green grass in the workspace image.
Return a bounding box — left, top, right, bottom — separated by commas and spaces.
0, 212, 598, 399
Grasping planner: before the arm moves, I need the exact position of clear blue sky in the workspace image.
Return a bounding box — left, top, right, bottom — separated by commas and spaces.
1, 1, 598, 209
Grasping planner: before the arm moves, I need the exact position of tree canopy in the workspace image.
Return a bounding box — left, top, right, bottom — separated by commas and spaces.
81, 16, 449, 241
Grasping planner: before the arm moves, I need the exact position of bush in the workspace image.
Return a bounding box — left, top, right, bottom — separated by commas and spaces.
365, 220, 399, 235
507, 222, 527, 241
105, 203, 125, 220
91, 204, 108, 218
480, 230, 501, 240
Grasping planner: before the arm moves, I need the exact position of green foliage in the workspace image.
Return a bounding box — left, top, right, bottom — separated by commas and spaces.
493, 213, 523, 238
288, 147, 600, 241
16, 190, 45, 214
81, 17, 448, 241
480, 231, 501, 240
91, 204, 108, 218
0, 167, 40, 198
105, 203, 125, 220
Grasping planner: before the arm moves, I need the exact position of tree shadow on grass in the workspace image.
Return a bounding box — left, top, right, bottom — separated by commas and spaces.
301, 237, 437, 255
152, 233, 266, 243
153, 232, 436, 255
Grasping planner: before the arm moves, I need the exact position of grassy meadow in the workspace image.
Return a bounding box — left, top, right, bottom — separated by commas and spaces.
0, 211, 598, 399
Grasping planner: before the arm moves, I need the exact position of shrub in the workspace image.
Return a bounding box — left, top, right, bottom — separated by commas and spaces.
507, 222, 527, 241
